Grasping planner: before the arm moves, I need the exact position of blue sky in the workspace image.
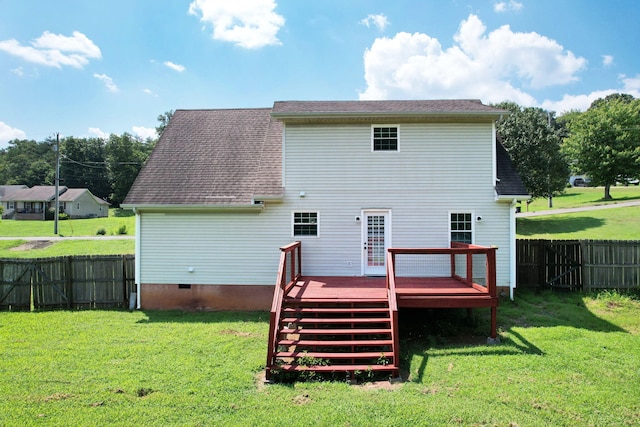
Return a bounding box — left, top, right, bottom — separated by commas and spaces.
1, 0, 639, 148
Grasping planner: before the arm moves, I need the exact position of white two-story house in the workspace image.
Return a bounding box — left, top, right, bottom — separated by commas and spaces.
123, 100, 528, 311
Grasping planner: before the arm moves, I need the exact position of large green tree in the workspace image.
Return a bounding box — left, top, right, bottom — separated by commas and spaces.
60, 137, 111, 200
105, 133, 155, 206
562, 94, 640, 199
494, 102, 569, 207
155, 110, 174, 138
0, 139, 55, 187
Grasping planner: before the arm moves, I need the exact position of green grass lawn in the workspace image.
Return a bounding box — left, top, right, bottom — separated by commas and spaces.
0, 209, 135, 237
1, 290, 639, 426
0, 209, 135, 257
522, 186, 640, 212
517, 206, 640, 239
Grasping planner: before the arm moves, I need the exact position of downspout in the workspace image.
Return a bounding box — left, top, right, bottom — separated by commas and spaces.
134, 208, 141, 309
509, 198, 517, 300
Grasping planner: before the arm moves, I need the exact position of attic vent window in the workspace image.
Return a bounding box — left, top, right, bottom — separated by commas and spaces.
372, 126, 398, 151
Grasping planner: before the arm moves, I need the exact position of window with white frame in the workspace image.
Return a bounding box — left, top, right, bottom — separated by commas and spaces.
293, 212, 318, 237
372, 126, 398, 151
450, 212, 473, 244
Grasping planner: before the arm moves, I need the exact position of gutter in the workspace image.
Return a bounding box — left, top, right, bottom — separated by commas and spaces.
120, 203, 265, 212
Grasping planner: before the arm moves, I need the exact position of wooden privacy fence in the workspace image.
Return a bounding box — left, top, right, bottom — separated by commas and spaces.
0, 255, 135, 311
517, 240, 640, 291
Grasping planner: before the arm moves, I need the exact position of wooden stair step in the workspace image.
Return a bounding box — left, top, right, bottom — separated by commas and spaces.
278, 339, 393, 347
275, 364, 397, 372
282, 307, 390, 314
280, 328, 391, 335
285, 298, 388, 304
275, 351, 394, 359
281, 317, 390, 325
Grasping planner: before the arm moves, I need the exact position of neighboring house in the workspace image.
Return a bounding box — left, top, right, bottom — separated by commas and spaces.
0, 185, 28, 219
59, 188, 110, 218
2, 186, 109, 220
122, 100, 529, 310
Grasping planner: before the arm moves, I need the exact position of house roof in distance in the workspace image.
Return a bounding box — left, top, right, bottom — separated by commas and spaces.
59, 188, 110, 205
2, 186, 68, 202
123, 108, 283, 207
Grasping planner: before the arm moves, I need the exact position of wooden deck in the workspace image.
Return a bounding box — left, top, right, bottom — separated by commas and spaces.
286, 275, 496, 306
266, 242, 499, 381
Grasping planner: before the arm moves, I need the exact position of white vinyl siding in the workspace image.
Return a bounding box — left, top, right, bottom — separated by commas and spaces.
139, 210, 291, 285
283, 122, 512, 287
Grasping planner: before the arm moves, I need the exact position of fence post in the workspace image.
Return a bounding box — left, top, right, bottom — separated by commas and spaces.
65, 256, 73, 308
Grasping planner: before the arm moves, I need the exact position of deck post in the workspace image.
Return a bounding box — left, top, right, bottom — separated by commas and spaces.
466, 252, 473, 285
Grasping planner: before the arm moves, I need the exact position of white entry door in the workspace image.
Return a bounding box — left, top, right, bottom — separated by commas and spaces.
362, 210, 391, 276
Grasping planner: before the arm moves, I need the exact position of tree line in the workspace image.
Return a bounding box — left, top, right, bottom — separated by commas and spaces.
1, 98, 639, 207
0, 112, 172, 207
494, 93, 640, 205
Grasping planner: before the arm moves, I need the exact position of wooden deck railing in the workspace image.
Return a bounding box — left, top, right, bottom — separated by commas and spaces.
266, 241, 302, 376
386, 251, 400, 374
388, 243, 497, 297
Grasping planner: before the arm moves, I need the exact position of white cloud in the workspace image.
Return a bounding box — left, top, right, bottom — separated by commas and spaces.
188, 0, 285, 49
602, 54, 614, 67
494, 1, 523, 13
621, 73, 640, 91
143, 88, 157, 97
11, 66, 24, 76
0, 31, 101, 69
93, 73, 119, 93
359, 14, 586, 105
88, 127, 109, 139
541, 74, 640, 114
0, 121, 27, 148
164, 61, 186, 72
361, 14, 389, 31
133, 126, 157, 140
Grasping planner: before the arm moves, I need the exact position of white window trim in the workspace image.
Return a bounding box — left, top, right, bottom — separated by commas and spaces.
371, 125, 400, 152
291, 211, 320, 238
448, 211, 475, 245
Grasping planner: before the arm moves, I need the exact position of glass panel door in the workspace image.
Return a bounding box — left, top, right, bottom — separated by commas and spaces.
362, 210, 390, 276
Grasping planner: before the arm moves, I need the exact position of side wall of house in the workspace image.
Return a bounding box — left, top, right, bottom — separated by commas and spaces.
138, 209, 291, 310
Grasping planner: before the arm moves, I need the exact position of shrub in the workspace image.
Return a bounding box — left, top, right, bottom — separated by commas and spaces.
117, 224, 128, 235
59, 213, 69, 221
96, 228, 107, 236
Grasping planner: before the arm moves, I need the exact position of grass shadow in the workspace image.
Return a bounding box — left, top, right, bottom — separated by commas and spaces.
112, 209, 135, 217
399, 290, 627, 383
137, 310, 269, 324
517, 216, 604, 236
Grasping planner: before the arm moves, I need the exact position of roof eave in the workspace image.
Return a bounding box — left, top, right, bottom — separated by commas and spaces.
495, 193, 531, 202
271, 111, 507, 123
120, 203, 265, 213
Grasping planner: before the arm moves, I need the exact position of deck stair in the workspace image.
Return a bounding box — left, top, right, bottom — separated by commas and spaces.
268, 296, 400, 380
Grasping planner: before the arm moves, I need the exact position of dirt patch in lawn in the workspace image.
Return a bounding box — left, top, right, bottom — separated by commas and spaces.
10, 240, 54, 251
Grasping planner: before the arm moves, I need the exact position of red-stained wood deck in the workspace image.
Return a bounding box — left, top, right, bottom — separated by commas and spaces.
287, 275, 496, 305
266, 242, 499, 381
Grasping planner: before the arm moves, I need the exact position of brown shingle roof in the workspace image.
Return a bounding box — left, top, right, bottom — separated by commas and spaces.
123, 100, 526, 207
272, 100, 506, 119
496, 141, 529, 198
123, 108, 283, 206
2, 186, 67, 202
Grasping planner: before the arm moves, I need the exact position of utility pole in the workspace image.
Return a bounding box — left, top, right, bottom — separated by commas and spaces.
54, 133, 60, 235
